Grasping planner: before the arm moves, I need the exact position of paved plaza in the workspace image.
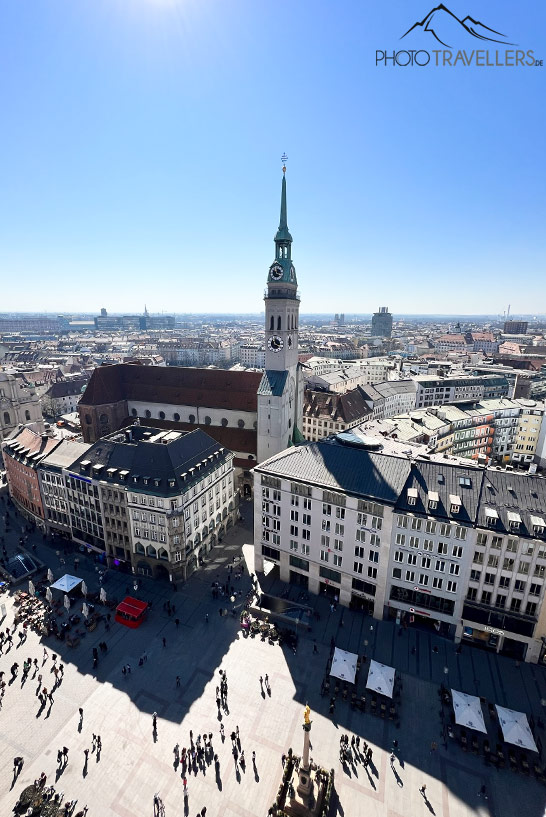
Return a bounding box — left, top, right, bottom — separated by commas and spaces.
1, 497, 546, 817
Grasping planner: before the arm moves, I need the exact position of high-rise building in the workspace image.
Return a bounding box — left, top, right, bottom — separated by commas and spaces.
504, 320, 528, 335
371, 306, 393, 338
257, 166, 304, 462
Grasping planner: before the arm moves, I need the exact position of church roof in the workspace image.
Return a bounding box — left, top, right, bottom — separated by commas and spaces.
258, 370, 288, 397
80, 364, 262, 413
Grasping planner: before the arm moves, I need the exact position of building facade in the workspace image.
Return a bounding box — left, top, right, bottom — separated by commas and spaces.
371, 307, 393, 338
2, 427, 60, 528
0, 372, 44, 443
253, 433, 546, 662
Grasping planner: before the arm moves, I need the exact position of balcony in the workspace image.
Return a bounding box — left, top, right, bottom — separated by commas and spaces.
263, 288, 300, 301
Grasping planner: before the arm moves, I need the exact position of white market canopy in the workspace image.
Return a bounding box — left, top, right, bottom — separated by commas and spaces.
330, 648, 358, 684
496, 705, 538, 752
366, 659, 395, 698
451, 689, 487, 734
50, 574, 83, 593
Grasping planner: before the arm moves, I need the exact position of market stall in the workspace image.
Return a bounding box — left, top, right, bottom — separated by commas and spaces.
115, 597, 148, 629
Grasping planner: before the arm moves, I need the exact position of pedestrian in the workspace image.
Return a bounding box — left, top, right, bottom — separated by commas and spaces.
176, 676, 181, 687
264, 674, 269, 688
281, 753, 286, 767
63, 746, 68, 762
162, 637, 166, 648
97, 736, 102, 752
205, 613, 209, 623
313, 642, 318, 654
175, 618, 180, 628
57, 749, 63, 765
252, 750, 256, 764
420, 784, 427, 797
477, 784, 488, 799
153, 712, 158, 730
84, 749, 89, 761
430, 741, 437, 754
390, 752, 395, 765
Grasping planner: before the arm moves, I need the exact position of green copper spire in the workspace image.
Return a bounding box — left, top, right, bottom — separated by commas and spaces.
275, 170, 293, 243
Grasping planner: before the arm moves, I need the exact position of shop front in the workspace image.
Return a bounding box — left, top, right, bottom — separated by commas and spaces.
460, 602, 536, 661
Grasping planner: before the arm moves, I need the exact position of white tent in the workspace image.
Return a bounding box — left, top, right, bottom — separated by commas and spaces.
451, 689, 487, 733
47, 568, 53, 583
50, 574, 82, 593
496, 705, 538, 752
330, 648, 358, 684
366, 659, 395, 698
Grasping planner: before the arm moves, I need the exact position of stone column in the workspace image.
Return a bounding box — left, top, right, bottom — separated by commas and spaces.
297, 707, 314, 804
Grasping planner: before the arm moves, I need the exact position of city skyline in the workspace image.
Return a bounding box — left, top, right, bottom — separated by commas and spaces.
1, 0, 545, 314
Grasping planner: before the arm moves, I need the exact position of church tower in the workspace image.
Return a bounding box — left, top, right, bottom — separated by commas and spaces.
257, 163, 304, 463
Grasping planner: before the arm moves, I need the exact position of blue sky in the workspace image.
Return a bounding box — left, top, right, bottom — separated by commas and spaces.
1, 0, 544, 315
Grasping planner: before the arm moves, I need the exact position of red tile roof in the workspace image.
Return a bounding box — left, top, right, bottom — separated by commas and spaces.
80, 363, 262, 413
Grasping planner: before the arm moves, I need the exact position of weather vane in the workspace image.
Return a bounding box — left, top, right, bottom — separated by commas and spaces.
281, 153, 288, 173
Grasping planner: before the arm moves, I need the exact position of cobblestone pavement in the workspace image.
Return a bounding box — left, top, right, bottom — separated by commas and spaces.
0, 494, 545, 817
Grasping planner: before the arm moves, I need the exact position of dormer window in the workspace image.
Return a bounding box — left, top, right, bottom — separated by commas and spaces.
450, 494, 461, 515
531, 515, 545, 537
169, 479, 175, 488
427, 490, 439, 512
485, 508, 498, 528
407, 488, 418, 507
507, 511, 521, 531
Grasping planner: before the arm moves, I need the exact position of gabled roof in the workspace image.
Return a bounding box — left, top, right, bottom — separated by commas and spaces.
476, 470, 546, 536
80, 363, 262, 413
395, 461, 481, 524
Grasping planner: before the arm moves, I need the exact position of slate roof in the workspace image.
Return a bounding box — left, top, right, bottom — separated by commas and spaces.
40, 439, 91, 470
80, 363, 262, 413
255, 440, 412, 504
476, 470, 546, 538
258, 370, 288, 397
304, 389, 371, 424
46, 377, 89, 399
68, 426, 232, 496
395, 461, 482, 524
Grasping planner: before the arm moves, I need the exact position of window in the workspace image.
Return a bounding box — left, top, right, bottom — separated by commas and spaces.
290, 525, 298, 536
484, 572, 495, 585
321, 520, 330, 532
333, 554, 343, 567
303, 498, 312, 510
514, 579, 526, 593
369, 550, 379, 563
409, 536, 419, 548
526, 601, 537, 617
535, 565, 546, 579
336, 507, 345, 519
405, 570, 415, 582
334, 539, 343, 551
437, 542, 448, 555
473, 551, 484, 565
397, 515, 408, 528
335, 523, 345, 536
392, 568, 402, 579
454, 527, 467, 540
425, 520, 437, 534
320, 550, 329, 562
503, 558, 515, 571
407, 553, 417, 566
418, 574, 429, 586
498, 575, 510, 589
290, 540, 298, 551
517, 561, 529, 575
354, 561, 363, 574
439, 524, 451, 537
487, 554, 499, 568
446, 580, 458, 593
495, 594, 506, 608
370, 533, 380, 547
368, 566, 377, 579
354, 545, 365, 559
394, 550, 404, 563
529, 583, 541, 596
491, 536, 502, 549
303, 514, 311, 526
432, 576, 443, 590
396, 534, 406, 546
321, 535, 330, 547
466, 587, 477, 601
421, 556, 431, 569
411, 518, 422, 531
355, 529, 366, 543
423, 539, 433, 552
477, 533, 488, 546
510, 598, 521, 613
436, 560, 445, 572
302, 529, 310, 541
301, 544, 310, 556
452, 545, 463, 558
323, 503, 331, 516
291, 495, 299, 506
506, 538, 518, 553
290, 510, 298, 521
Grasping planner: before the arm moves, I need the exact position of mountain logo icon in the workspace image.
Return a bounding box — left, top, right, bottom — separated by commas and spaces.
401, 4, 516, 48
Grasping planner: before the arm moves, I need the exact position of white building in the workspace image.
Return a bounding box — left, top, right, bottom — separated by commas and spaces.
0, 371, 44, 443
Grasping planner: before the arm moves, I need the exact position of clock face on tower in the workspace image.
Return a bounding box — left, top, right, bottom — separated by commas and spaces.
269, 263, 283, 281
268, 335, 284, 352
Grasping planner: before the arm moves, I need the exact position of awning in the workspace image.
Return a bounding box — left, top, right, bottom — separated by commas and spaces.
330, 647, 358, 684
496, 705, 538, 752
451, 689, 487, 733
366, 659, 395, 698
50, 574, 83, 593
116, 596, 148, 619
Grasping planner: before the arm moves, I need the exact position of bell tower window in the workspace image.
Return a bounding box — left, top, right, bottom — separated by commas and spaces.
277, 316, 281, 331
270, 315, 274, 331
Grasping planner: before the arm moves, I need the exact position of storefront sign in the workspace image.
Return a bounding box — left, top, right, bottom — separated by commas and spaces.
484, 625, 504, 636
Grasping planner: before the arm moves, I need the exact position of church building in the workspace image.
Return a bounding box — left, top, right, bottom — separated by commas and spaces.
78, 168, 304, 487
